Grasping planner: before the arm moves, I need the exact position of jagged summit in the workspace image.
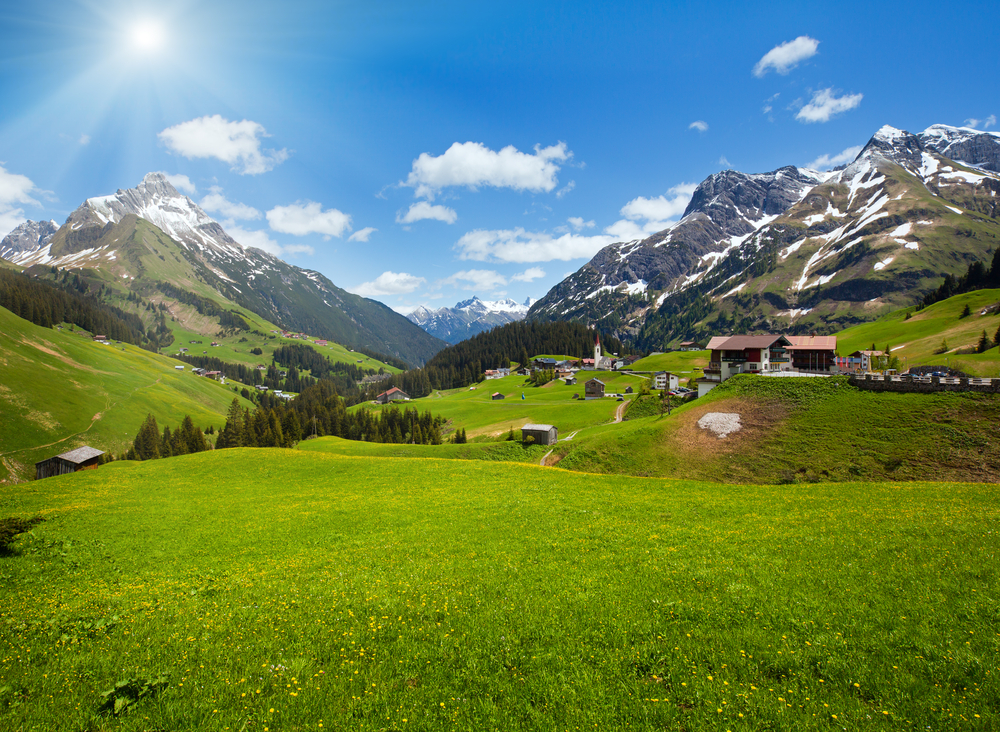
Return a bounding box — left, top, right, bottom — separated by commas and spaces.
80, 173, 244, 258
408, 296, 533, 344
0, 219, 58, 262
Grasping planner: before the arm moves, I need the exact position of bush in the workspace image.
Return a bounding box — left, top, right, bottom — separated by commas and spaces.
0, 516, 45, 553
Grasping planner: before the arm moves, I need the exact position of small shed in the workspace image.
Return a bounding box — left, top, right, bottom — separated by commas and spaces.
522, 423, 558, 445
585, 378, 605, 399
35, 446, 104, 480
174, 365, 184, 370
376, 387, 409, 404
624, 385, 633, 394
491, 392, 505, 400
564, 376, 577, 386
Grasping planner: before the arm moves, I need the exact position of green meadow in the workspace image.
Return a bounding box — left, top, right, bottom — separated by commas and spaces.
360, 372, 647, 439
0, 307, 251, 483
0, 450, 996, 730
628, 350, 708, 380
836, 288, 1000, 376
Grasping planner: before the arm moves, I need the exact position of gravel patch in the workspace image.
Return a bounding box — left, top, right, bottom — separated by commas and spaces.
697, 412, 742, 438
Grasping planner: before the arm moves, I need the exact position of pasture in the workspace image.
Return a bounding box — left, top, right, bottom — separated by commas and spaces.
0, 450, 996, 730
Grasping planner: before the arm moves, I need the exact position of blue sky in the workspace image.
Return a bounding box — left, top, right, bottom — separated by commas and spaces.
1, 0, 997, 313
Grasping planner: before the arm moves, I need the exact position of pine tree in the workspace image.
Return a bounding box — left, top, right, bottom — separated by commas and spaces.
978, 330, 990, 354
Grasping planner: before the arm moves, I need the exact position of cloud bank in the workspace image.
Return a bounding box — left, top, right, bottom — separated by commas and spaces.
0, 165, 41, 239
405, 141, 571, 199
806, 145, 863, 171
159, 115, 289, 175
267, 201, 352, 238
352, 271, 426, 297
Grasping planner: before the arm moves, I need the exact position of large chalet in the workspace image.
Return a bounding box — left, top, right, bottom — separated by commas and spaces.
697, 334, 837, 396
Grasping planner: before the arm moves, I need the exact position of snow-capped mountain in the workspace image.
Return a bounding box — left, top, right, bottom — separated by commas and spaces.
2, 173, 445, 364
0, 219, 58, 262
529, 123, 1000, 347
408, 296, 536, 343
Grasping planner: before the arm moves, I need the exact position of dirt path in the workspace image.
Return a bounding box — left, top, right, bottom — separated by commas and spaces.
614, 400, 627, 423
540, 449, 553, 466
560, 431, 579, 442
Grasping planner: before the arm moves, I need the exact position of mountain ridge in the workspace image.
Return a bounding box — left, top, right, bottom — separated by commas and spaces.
2, 173, 446, 365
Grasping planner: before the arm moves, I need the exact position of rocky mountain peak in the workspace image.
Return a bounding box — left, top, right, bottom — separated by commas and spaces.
855, 125, 924, 172
0, 219, 59, 261
919, 124, 1000, 172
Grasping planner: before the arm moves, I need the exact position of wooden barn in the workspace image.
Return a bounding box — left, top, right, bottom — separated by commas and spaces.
585, 378, 605, 400
376, 387, 409, 404
491, 392, 505, 400
35, 446, 104, 480
522, 423, 558, 445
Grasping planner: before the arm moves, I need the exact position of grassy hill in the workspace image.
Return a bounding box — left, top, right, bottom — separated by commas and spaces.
628, 350, 708, 379
548, 374, 1000, 484
835, 288, 1000, 376
0, 449, 995, 730
0, 307, 252, 483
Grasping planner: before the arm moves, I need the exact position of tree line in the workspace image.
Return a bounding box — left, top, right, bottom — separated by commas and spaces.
0, 268, 150, 345
919, 248, 1000, 310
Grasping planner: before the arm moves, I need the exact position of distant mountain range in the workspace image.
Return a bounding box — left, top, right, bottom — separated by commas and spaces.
407, 296, 536, 344
1, 173, 445, 365
528, 123, 1000, 348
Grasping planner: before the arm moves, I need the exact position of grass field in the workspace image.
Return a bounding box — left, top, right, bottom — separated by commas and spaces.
0, 450, 996, 730
628, 351, 708, 380
359, 372, 647, 440
0, 308, 252, 483
297, 435, 548, 463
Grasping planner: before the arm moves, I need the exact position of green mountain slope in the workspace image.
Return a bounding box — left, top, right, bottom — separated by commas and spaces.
0, 305, 252, 483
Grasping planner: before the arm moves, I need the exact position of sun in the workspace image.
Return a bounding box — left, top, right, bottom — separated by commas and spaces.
130, 20, 167, 53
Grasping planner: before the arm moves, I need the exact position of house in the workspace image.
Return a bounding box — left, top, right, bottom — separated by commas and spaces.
491, 392, 505, 400
533, 357, 558, 369
678, 341, 704, 351
211, 342, 219, 347
785, 335, 838, 373
35, 446, 104, 480
204, 370, 223, 381
624, 385, 633, 394
314, 340, 328, 346
92, 335, 107, 342
696, 333, 838, 397
840, 349, 885, 373
376, 387, 409, 404
564, 376, 577, 386
256, 384, 268, 391
522, 423, 558, 445
653, 371, 679, 391
585, 378, 605, 399
174, 365, 184, 370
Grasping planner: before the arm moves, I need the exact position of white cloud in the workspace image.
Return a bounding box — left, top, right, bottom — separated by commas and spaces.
0, 165, 41, 239
567, 217, 595, 231
719, 155, 732, 167
352, 271, 426, 297
404, 141, 571, 199
396, 201, 458, 224
225, 224, 292, 257
348, 227, 377, 242
158, 115, 289, 175
806, 145, 863, 171
161, 173, 197, 195
200, 186, 261, 220
79, 134, 91, 146
455, 228, 616, 263
604, 182, 696, 240
266, 201, 351, 238
436, 269, 509, 292
796, 88, 863, 123
689, 120, 709, 133
555, 180, 576, 199
511, 266, 546, 282
753, 36, 819, 77
965, 114, 997, 130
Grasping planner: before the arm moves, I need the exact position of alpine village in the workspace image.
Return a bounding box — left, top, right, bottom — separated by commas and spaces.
1, 11, 999, 732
